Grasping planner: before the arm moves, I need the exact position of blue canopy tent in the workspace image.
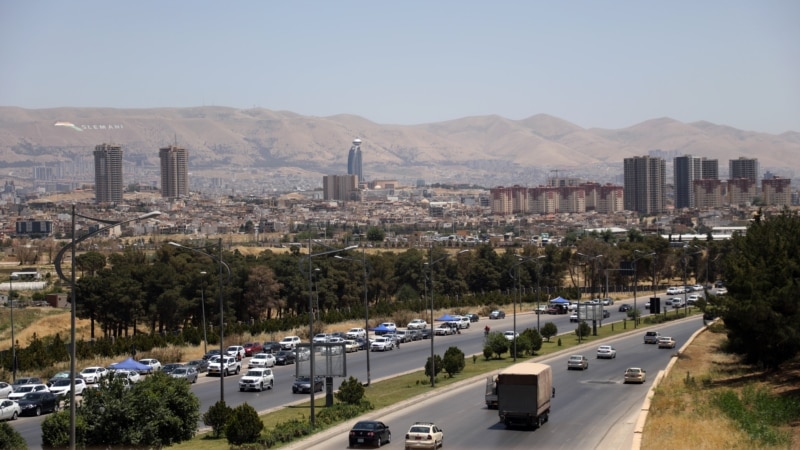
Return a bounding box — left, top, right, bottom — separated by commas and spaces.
110, 357, 152, 373
370, 324, 394, 335
549, 296, 570, 304
435, 314, 458, 322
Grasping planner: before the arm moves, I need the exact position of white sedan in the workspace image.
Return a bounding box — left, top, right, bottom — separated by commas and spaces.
0, 382, 13, 399
8, 384, 49, 401
0, 399, 21, 421
248, 353, 277, 368
80, 366, 108, 384
596, 345, 617, 359
503, 331, 519, 341
48, 379, 87, 397
112, 370, 141, 383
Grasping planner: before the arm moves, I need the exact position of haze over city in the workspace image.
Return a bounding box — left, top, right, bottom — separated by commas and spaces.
1, 1, 798, 134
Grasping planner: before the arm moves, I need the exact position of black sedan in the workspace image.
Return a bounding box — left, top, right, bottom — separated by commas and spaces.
17, 392, 59, 416
161, 363, 183, 375
187, 359, 209, 373
275, 350, 296, 365
465, 313, 480, 322
348, 420, 391, 448
262, 341, 282, 354
618, 304, 633, 312
202, 349, 221, 361
292, 376, 324, 394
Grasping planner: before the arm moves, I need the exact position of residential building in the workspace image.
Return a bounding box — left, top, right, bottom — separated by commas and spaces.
762, 177, 791, 207
93, 143, 123, 204
728, 178, 757, 206
347, 138, 363, 184
159, 145, 189, 198
623, 156, 666, 215
701, 159, 719, 180
674, 155, 702, 209
323, 174, 358, 201
730, 157, 759, 184
693, 179, 723, 209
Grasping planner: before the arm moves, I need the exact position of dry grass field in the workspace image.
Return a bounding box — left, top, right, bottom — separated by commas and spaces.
643, 323, 800, 450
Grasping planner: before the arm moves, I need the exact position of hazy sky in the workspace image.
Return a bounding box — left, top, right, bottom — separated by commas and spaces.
1, 1, 798, 134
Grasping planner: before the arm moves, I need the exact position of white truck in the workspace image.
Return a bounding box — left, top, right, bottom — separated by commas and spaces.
238, 368, 274, 392
208, 355, 241, 377
496, 362, 553, 428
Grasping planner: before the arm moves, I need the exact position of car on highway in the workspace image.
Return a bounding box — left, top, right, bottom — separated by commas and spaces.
658, 337, 676, 349
243, 342, 263, 356
0, 398, 21, 421
671, 298, 685, 308
17, 391, 59, 416
345, 340, 360, 353
79, 367, 108, 384
465, 313, 480, 322
249, 352, 277, 368
602, 297, 614, 305
405, 421, 443, 449
186, 359, 209, 373
434, 323, 454, 336
349, 420, 392, 448
346, 327, 368, 339
596, 345, 617, 359
569, 313, 580, 322
280, 336, 302, 350
371, 336, 395, 352
407, 319, 428, 330
239, 368, 274, 392
567, 355, 589, 370
503, 330, 519, 341
274, 350, 296, 365
489, 310, 506, 319
161, 363, 183, 375
457, 316, 471, 329
618, 304, 632, 312
207, 356, 240, 377
624, 367, 647, 384
137, 358, 162, 373
262, 341, 283, 354
8, 384, 49, 401
666, 286, 684, 295
644, 331, 661, 344
687, 294, 702, 305
48, 378, 87, 398
0, 382, 13, 399
292, 376, 324, 394
225, 345, 246, 360
170, 367, 199, 383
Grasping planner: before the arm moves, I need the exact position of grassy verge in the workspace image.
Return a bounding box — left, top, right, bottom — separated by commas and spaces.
170, 310, 698, 449
642, 321, 800, 450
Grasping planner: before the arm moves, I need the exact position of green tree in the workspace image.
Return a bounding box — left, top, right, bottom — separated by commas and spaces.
0, 422, 27, 450
75, 251, 107, 276
336, 376, 365, 405
425, 354, 444, 380
721, 209, 800, 368
203, 400, 233, 438
540, 322, 558, 342
225, 403, 264, 445
575, 321, 591, 340
521, 328, 543, 354
486, 331, 509, 359
366, 226, 386, 243
443, 346, 466, 376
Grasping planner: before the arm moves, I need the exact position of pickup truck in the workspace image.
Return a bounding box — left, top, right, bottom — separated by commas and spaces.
238, 368, 274, 392
208, 356, 241, 377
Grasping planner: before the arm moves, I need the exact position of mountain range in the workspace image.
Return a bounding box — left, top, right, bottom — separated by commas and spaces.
1, 106, 797, 186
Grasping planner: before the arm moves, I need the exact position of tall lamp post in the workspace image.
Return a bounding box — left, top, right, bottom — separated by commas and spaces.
534, 256, 546, 333
631, 250, 654, 327
54, 207, 161, 450
426, 248, 469, 387
168, 239, 231, 405
9, 274, 15, 383
576, 253, 603, 338
683, 246, 701, 317
300, 242, 357, 427
335, 247, 371, 386
199, 271, 208, 355
509, 255, 545, 360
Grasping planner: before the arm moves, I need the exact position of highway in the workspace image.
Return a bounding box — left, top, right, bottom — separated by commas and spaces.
11, 295, 696, 449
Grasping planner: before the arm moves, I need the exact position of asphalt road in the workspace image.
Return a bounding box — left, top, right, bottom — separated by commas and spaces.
10, 293, 690, 449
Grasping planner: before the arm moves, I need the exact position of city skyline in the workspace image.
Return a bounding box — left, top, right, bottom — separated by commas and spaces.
1, 1, 798, 135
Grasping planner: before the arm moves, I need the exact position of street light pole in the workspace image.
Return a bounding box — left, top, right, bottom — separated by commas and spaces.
9, 273, 15, 383
55, 207, 161, 450
168, 239, 231, 405
576, 253, 603, 339
334, 247, 371, 385
200, 271, 208, 355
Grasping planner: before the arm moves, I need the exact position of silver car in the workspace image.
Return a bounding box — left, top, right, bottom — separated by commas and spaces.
170, 367, 198, 383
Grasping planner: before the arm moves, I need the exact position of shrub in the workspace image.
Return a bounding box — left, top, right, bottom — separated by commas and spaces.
424, 354, 444, 380
443, 346, 465, 376
336, 376, 365, 405
225, 403, 264, 445
486, 332, 509, 358
0, 422, 28, 450
540, 322, 558, 342
575, 321, 591, 339
203, 400, 232, 438
483, 345, 493, 360
521, 328, 543, 354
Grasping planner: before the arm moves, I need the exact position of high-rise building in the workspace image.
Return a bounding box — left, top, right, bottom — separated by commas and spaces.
159, 145, 189, 198
762, 177, 791, 207
624, 155, 666, 215
347, 138, 363, 183
674, 155, 701, 209
729, 157, 759, 183
323, 174, 358, 201
94, 143, 123, 204
701, 159, 719, 180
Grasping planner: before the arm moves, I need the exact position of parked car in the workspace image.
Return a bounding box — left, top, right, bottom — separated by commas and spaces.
355, 337, 370, 350
292, 376, 324, 394
407, 319, 428, 330
11, 377, 42, 391
596, 345, 617, 359
0, 382, 13, 399
644, 331, 661, 344
17, 391, 59, 416
405, 421, 443, 449
602, 297, 614, 305
569, 313, 580, 323
161, 363, 183, 375
394, 330, 411, 343
624, 367, 647, 384
112, 370, 141, 383
279, 336, 302, 350
666, 286, 683, 295
186, 359, 209, 373
274, 350, 296, 365
465, 313, 480, 322
420, 329, 432, 340
249, 352, 277, 368
313, 333, 332, 344
48, 371, 84, 387
79, 367, 108, 384
349, 420, 392, 448
243, 342, 264, 357
345, 340, 360, 353
170, 366, 198, 383
371, 337, 395, 352
225, 345, 246, 360
202, 349, 221, 360
407, 329, 422, 341
0, 398, 21, 421
379, 322, 397, 332
434, 323, 454, 336
687, 294, 702, 305
262, 341, 283, 354
346, 328, 368, 339
9, 384, 49, 401
293, 347, 311, 361
567, 355, 589, 370
457, 316, 471, 329
658, 337, 677, 349
489, 310, 506, 319
137, 358, 162, 373
239, 368, 274, 392
49, 378, 87, 398
618, 304, 632, 312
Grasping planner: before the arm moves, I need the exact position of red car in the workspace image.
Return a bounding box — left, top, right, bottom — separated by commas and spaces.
243, 342, 263, 357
